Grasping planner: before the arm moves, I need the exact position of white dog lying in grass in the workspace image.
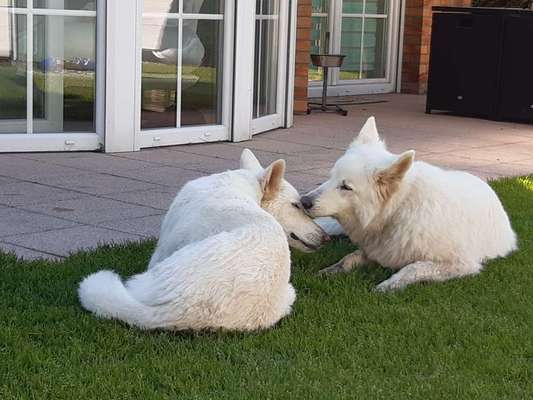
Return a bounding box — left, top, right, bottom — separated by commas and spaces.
301, 117, 517, 292
79, 149, 328, 331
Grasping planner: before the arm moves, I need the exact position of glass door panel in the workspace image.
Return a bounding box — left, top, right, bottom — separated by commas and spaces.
33, 13, 96, 133
0, 9, 27, 133
140, 0, 225, 132
0, 1, 97, 135
309, 0, 329, 82
309, 0, 398, 97
252, 0, 283, 124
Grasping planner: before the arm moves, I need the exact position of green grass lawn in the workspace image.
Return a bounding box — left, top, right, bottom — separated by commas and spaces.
1, 176, 532, 399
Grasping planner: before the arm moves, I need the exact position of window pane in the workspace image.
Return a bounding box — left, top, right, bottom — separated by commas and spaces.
253, 16, 279, 118
343, 0, 364, 14
312, 0, 328, 14
181, 19, 223, 126
256, 0, 279, 15
143, 0, 178, 14
183, 0, 224, 14
0, 1, 27, 7
362, 18, 387, 78
0, 11, 26, 133
33, 15, 96, 133
365, 0, 388, 14
309, 15, 328, 82
33, 0, 96, 10
339, 17, 362, 80
141, 17, 178, 129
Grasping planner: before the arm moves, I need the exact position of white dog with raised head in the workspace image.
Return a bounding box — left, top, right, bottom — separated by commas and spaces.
301, 117, 517, 291
79, 149, 328, 331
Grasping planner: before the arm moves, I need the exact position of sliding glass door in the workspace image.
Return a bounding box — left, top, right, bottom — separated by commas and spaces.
135, 0, 233, 149
0, 0, 102, 151
309, 0, 400, 97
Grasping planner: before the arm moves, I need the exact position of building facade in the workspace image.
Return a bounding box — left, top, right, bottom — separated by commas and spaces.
0, 0, 469, 153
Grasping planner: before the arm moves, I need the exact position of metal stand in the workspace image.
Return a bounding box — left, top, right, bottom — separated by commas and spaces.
307, 66, 348, 116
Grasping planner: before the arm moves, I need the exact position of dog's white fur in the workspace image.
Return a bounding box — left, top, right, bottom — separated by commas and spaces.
79, 150, 327, 331
302, 117, 517, 291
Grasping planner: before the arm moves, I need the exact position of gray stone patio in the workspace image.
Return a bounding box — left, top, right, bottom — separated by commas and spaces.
1, 94, 532, 260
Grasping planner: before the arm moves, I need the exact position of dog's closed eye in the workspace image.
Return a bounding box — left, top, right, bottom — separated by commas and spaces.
340, 181, 353, 191
292, 202, 302, 209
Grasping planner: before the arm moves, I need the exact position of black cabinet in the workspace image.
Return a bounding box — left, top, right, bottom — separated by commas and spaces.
426, 7, 533, 124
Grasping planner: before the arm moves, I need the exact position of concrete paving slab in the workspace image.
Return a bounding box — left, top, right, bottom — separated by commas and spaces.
0, 157, 90, 181
0, 181, 85, 207
99, 214, 165, 238
0, 207, 80, 237
109, 166, 204, 188
20, 196, 160, 225
104, 188, 178, 211
0, 242, 61, 261
37, 173, 162, 196
6, 225, 143, 257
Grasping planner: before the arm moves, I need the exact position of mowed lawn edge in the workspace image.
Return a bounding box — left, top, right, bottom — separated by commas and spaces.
1, 176, 532, 400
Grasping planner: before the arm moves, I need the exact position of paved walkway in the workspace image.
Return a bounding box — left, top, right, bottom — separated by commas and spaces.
1, 94, 532, 260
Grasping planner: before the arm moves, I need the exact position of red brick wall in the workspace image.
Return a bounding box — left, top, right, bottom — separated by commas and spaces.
401, 0, 471, 94
294, 0, 313, 114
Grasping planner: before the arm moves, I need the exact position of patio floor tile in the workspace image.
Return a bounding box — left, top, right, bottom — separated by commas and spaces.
5, 225, 144, 257
99, 214, 165, 238
0, 242, 61, 261
37, 173, 162, 196
20, 196, 161, 225
0, 182, 85, 207
0, 207, 80, 237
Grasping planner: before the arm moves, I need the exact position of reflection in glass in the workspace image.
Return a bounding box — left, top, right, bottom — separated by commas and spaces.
253, 14, 279, 118
343, 0, 364, 14
33, 0, 96, 10
0, 1, 26, 7
256, 0, 279, 15
141, 0, 225, 130
309, 15, 328, 82
183, 0, 224, 14
311, 0, 328, 13
141, 17, 178, 129
143, 0, 178, 14
340, 17, 362, 80
0, 10, 26, 133
365, 0, 388, 15
33, 15, 96, 133
362, 18, 387, 79
181, 19, 223, 126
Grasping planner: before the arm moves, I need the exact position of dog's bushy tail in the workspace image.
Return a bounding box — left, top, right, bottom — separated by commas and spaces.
78, 270, 162, 329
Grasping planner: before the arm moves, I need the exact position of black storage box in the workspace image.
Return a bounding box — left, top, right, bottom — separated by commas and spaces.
426, 6, 533, 124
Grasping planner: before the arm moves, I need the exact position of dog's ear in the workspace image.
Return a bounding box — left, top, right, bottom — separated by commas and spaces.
240, 149, 263, 171
351, 116, 381, 147
261, 159, 286, 201
375, 150, 415, 200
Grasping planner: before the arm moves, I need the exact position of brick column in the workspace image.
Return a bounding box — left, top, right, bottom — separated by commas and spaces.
401, 0, 471, 94
294, 0, 312, 114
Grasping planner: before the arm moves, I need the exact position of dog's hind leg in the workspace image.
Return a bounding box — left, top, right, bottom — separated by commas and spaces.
374, 260, 482, 292
319, 249, 368, 275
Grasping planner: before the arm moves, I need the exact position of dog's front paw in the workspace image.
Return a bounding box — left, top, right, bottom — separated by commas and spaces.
318, 263, 348, 276
374, 277, 404, 293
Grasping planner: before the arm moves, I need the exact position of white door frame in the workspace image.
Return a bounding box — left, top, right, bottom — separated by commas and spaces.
308, 0, 401, 98
233, 0, 296, 142
0, 0, 104, 152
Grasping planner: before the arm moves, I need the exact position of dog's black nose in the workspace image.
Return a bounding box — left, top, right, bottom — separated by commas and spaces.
300, 196, 314, 210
